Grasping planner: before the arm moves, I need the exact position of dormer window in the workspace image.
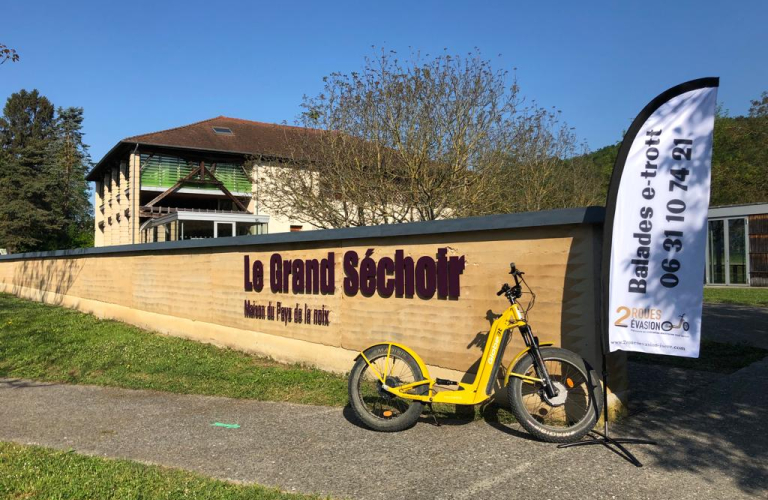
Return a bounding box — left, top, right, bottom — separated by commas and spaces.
212, 126, 234, 135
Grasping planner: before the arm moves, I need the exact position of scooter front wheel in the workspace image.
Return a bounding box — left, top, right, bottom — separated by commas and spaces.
507, 347, 602, 443
348, 345, 426, 432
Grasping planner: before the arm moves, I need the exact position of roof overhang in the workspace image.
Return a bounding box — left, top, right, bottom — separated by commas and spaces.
708, 203, 768, 219
86, 140, 293, 182
86, 141, 132, 181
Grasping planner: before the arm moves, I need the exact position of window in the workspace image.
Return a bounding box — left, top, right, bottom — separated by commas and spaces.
212, 126, 234, 135
290, 225, 303, 232
707, 217, 749, 285
179, 220, 214, 240
215, 222, 234, 238
237, 222, 265, 236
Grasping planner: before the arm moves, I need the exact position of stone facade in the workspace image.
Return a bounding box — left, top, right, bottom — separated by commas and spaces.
94, 156, 141, 247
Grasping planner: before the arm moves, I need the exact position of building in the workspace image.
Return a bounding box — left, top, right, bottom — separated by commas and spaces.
86, 116, 316, 247
706, 203, 768, 287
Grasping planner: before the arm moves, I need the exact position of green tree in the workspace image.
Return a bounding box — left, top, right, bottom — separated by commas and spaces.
261, 49, 597, 228
580, 92, 768, 206
749, 91, 768, 118
709, 103, 767, 205
579, 141, 620, 200
46, 107, 94, 248
0, 43, 19, 65
0, 90, 93, 253
0, 90, 57, 252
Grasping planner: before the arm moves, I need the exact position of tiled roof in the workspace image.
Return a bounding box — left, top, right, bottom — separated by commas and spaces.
123, 116, 317, 157
87, 116, 318, 180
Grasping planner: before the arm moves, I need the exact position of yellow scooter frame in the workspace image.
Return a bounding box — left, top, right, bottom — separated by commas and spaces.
357, 302, 554, 407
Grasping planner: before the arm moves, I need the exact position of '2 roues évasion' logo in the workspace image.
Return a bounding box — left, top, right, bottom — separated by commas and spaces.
614, 306, 689, 332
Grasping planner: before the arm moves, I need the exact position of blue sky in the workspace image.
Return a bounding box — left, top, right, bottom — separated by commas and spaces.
1, 0, 765, 163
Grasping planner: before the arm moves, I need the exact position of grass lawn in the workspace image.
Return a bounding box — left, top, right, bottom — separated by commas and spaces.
703, 287, 768, 307
0, 293, 514, 422
0, 442, 325, 499
0, 293, 348, 407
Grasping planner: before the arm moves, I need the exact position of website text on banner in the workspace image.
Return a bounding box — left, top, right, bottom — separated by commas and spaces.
607, 78, 718, 358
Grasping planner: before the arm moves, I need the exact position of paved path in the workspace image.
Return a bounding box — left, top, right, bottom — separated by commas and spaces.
702, 303, 768, 349
2, 360, 766, 500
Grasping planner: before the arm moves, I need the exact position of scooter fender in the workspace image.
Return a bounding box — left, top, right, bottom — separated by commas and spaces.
503, 342, 555, 385
355, 342, 432, 381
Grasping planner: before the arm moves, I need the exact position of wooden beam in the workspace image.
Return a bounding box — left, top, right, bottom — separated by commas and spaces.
240, 163, 254, 182
143, 161, 250, 213
143, 163, 204, 207
201, 163, 249, 212
138, 153, 156, 172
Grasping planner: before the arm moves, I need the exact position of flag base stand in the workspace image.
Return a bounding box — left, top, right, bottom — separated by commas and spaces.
557, 355, 657, 467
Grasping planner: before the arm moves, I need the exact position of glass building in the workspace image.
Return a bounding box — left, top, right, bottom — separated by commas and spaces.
706, 203, 768, 287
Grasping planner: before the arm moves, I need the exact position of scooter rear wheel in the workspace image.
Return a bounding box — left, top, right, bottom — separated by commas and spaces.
348, 345, 426, 432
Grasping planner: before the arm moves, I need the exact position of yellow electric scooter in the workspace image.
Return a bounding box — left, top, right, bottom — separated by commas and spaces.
348, 263, 602, 443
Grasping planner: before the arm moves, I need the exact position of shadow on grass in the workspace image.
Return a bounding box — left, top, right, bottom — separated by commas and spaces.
0, 378, 59, 390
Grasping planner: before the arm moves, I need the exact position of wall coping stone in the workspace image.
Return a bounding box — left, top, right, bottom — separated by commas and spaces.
0, 206, 605, 261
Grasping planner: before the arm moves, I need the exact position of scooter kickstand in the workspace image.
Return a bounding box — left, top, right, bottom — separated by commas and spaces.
427, 403, 441, 427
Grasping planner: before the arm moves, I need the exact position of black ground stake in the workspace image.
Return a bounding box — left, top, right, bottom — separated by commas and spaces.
557, 350, 657, 467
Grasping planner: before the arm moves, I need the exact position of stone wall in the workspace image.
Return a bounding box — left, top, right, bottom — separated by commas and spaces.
2, 208, 627, 413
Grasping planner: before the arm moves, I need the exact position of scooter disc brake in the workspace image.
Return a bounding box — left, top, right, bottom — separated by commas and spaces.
541, 380, 568, 407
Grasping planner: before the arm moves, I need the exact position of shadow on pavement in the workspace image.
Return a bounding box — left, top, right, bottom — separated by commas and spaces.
622, 363, 768, 495
618, 303, 768, 495
480, 404, 539, 442
342, 399, 540, 442
701, 303, 768, 349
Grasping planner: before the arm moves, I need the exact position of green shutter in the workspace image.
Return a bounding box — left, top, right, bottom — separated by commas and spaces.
140, 155, 250, 193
